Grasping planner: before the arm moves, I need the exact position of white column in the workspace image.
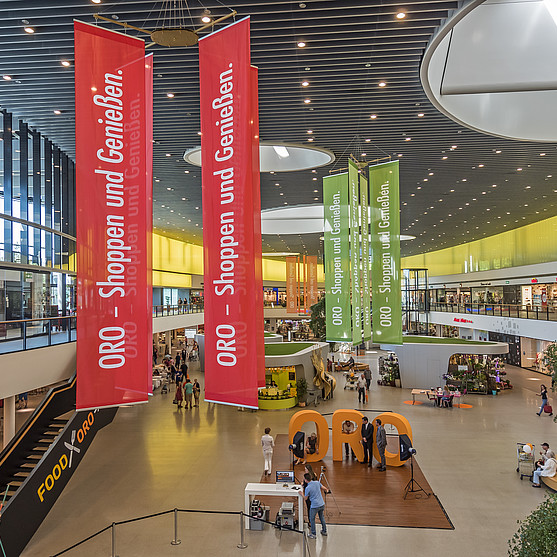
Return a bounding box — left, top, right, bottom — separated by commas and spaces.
3, 396, 16, 448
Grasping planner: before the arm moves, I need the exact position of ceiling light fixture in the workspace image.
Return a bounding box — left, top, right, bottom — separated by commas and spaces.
2, 75, 11, 81
307, 130, 312, 134
304, 99, 311, 104
297, 41, 306, 48
53, 110, 61, 115
396, 12, 406, 19
201, 16, 211, 23
301, 81, 309, 87
378, 81, 386, 87
24, 26, 35, 34
166, 92, 175, 98
92, 0, 102, 3
370, 114, 377, 119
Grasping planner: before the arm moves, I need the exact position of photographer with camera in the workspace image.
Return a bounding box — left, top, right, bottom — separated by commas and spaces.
303, 472, 329, 539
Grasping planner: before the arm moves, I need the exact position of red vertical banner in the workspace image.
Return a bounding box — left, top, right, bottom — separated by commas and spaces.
74, 21, 152, 410
250, 65, 265, 388
199, 17, 262, 408
307, 255, 318, 308
286, 256, 298, 314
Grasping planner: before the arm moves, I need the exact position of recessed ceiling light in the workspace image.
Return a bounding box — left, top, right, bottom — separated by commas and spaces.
398, 154, 403, 157
451, 145, 457, 149
301, 81, 309, 87
517, 167, 523, 171
540, 153, 546, 156
306, 130, 312, 134
201, 15, 211, 23
396, 12, 406, 19
378, 81, 386, 87
61, 60, 71, 67
53, 110, 61, 115
417, 113, 424, 117
307, 138, 314, 142
2, 75, 11, 81
442, 156, 448, 160
370, 114, 377, 119
166, 153, 171, 157
166, 92, 175, 98
92, 0, 102, 3
297, 41, 306, 48
24, 26, 35, 34
428, 172, 434, 175
405, 137, 411, 141
304, 99, 311, 104
495, 150, 501, 154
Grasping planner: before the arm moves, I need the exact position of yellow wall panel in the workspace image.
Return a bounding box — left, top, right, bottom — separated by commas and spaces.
402, 216, 557, 275
152, 233, 324, 284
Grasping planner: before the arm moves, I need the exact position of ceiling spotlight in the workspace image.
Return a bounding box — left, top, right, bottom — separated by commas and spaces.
304, 98, 311, 104
370, 114, 377, 119
166, 92, 175, 98
540, 153, 546, 156
53, 110, 62, 115
361, 153, 367, 157
297, 41, 306, 48
365, 138, 371, 142
378, 81, 386, 87
396, 12, 406, 19
201, 10, 212, 23
405, 137, 412, 141
307, 130, 312, 134
301, 81, 309, 87
61, 60, 71, 67
24, 26, 35, 34
307, 138, 314, 142
495, 150, 501, 154
166, 153, 172, 157
2, 75, 12, 81
417, 113, 424, 117
92, 0, 102, 3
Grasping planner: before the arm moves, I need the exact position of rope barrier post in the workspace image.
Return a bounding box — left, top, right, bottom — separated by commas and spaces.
170, 508, 181, 545
302, 532, 307, 557
237, 513, 248, 549
111, 523, 118, 557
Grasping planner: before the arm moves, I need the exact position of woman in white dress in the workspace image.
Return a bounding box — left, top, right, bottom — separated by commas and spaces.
261, 427, 275, 476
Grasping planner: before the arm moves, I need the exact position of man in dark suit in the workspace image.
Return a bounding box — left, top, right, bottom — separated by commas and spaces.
361, 416, 374, 466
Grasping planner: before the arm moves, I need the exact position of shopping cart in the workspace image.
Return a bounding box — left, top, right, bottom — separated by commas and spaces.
343, 372, 358, 390
516, 442, 536, 480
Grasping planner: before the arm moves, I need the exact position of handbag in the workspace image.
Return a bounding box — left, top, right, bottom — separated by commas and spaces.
543, 404, 553, 414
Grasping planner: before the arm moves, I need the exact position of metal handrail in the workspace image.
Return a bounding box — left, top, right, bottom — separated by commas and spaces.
406, 301, 557, 321
49, 508, 309, 557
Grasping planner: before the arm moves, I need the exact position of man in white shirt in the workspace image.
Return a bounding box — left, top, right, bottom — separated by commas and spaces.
532, 457, 557, 487
357, 374, 366, 404
538, 443, 556, 465
261, 427, 275, 476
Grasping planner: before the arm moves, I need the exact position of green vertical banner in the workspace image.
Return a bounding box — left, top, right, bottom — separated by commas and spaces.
360, 173, 371, 341
370, 160, 402, 344
349, 160, 362, 345
323, 172, 351, 342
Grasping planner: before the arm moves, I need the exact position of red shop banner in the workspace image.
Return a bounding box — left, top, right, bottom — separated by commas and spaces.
307, 255, 319, 308
199, 17, 263, 408
286, 256, 298, 314
74, 21, 153, 410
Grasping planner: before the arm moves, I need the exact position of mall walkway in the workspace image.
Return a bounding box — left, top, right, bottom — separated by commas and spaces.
22, 355, 556, 557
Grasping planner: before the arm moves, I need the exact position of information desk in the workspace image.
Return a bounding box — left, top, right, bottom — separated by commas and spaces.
244, 482, 304, 528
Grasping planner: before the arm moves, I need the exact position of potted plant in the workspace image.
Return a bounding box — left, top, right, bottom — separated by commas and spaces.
296, 378, 308, 407
509, 493, 557, 556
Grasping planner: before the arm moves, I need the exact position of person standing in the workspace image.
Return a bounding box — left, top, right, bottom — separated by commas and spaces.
536, 384, 552, 416
261, 427, 274, 476
184, 379, 194, 409
302, 464, 318, 519
303, 473, 328, 539
361, 416, 374, 466
153, 345, 158, 365
357, 374, 366, 404
174, 382, 183, 409
364, 367, 371, 390
375, 418, 387, 471
175, 352, 181, 371
342, 419, 356, 459
193, 379, 201, 407
180, 361, 188, 382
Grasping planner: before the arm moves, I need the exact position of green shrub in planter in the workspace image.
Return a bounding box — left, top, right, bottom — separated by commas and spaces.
508, 493, 557, 556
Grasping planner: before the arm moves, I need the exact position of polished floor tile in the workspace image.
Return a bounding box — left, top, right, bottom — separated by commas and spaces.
22, 353, 556, 557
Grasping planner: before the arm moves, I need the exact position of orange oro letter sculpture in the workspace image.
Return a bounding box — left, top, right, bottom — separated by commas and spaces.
331, 409, 365, 462
372, 412, 412, 467
288, 409, 329, 463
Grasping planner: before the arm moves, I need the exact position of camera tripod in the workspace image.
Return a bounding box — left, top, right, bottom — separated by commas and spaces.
403, 455, 430, 499
318, 467, 341, 516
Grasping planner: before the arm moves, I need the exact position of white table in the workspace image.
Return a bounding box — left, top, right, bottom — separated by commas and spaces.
244, 482, 304, 528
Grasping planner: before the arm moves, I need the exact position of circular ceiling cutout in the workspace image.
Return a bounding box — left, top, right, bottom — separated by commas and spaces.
183, 142, 335, 172
421, 0, 557, 142
261, 204, 415, 240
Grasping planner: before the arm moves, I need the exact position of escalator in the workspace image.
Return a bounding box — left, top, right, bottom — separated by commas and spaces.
0, 376, 117, 556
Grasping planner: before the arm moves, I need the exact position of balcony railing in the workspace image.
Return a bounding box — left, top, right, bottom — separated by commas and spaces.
423, 302, 557, 321
0, 316, 76, 354
152, 303, 204, 317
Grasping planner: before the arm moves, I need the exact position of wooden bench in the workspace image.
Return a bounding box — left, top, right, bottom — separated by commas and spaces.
541, 475, 557, 491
